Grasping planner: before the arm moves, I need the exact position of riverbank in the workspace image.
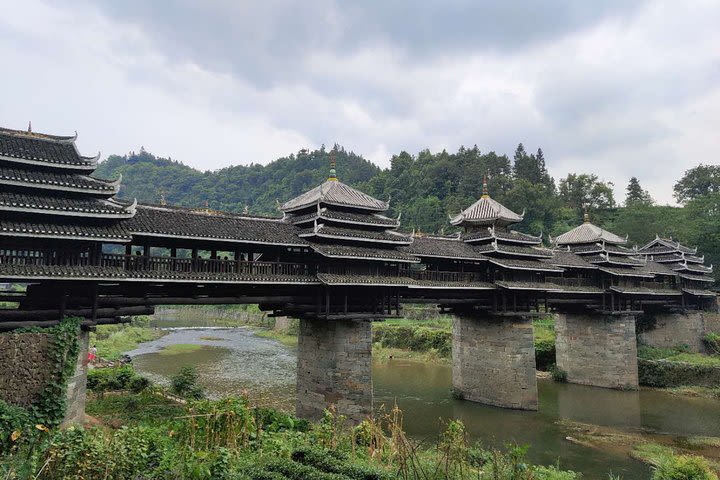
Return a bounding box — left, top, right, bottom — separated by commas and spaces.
1, 367, 589, 480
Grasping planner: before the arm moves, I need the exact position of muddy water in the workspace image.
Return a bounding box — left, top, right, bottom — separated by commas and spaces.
128, 327, 720, 479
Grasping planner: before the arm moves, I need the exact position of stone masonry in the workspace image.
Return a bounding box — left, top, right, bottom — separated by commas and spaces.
638, 312, 706, 353
0, 329, 89, 425
0, 332, 53, 408
296, 318, 373, 423
62, 330, 89, 426
555, 313, 638, 390
452, 314, 538, 410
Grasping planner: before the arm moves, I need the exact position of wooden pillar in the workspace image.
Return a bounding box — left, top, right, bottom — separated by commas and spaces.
124, 244, 131, 269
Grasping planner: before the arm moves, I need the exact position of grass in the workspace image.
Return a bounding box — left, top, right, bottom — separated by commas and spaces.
638, 344, 720, 366
660, 386, 720, 399
91, 324, 166, 360
86, 390, 185, 427
158, 343, 203, 355
373, 344, 450, 364
254, 328, 298, 347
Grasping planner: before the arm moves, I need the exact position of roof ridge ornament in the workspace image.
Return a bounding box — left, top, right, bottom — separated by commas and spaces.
583, 205, 590, 223
481, 172, 489, 198
28, 121, 31, 133
328, 150, 338, 181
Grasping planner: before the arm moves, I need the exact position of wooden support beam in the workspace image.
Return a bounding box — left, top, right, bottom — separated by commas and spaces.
0, 306, 154, 322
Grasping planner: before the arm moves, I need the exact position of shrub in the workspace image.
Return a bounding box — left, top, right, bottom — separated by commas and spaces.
703, 332, 720, 355
550, 365, 568, 383
0, 400, 32, 454
264, 457, 352, 480
292, 446, 392, 480
652, 453, 718, 480
171, 365, 205, 399
87, 365, 150, 393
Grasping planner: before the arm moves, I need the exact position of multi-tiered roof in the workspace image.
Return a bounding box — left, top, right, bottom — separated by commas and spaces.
638, 236, 715, 297
0, 126, 135, 243
280, 153, 416, 286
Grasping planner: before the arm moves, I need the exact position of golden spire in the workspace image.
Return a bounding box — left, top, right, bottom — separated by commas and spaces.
159, 189, 167, 206
328, 150, 338, 181
481, 171, 489, 198
583, 205, 590, 223
27, 121, 32, 133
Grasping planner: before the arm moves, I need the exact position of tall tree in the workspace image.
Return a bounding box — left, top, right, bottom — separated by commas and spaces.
625, 177, 653, 206
513, 144, 553, 187
673, 164, 720, 204
558, 173, 615, 220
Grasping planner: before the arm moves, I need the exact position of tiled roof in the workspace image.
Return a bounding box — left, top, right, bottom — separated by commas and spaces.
682, 288, 717, 297
597, 266, 654, 278
0, 192, 135, 218
553, 222, 627, 245
673, 263, 713, 274
475, 242, 553, 258
609, 286, 682, 296
678, 273, 715, 283
123, 205, 306, 246
463, 228, 541, 244
586, 253, 645, 267
450, 196, 523, 227
298, 225, 412, 244
495, 280, 602, 293
0, 165, 119, 194
650, 253, 705, 264
0, 219, 131, 241
308, 242, 420, 263
317, 273, 414, 286
280, 180, 388, 212
544, 250, 596, 269
290, 209, 399, 228
640, 237, 696, 255
0, 128, 97, 170
400, 236, 486, 260
638, 261, 678, 276
485, 257, 564, 272
0, 264, 127, 280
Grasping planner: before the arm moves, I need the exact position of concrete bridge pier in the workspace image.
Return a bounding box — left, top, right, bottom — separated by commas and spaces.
555, 313, 638, 390
452, 313, 538, 410
296, 318, 373, 423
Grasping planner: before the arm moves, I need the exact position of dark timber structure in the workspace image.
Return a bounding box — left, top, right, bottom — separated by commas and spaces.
0, 126, 717, 421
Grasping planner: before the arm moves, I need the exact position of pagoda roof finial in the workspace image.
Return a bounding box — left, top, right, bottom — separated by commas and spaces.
27, 121, 32, 133
481, 171, 489, 198
583, 205, 590, 223
328, 149, 338, 181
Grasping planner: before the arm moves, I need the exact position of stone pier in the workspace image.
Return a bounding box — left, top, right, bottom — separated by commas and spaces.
555, 313, 638, 390
638, 312, 712, 353
296, 318, 373, 423
62, 330, 90, 426
452, 314, 538, 410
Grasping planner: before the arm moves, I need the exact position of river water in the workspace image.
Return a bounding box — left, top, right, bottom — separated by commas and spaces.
126, 326, 720, 479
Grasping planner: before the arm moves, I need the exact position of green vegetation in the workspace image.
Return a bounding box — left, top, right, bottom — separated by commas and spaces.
87, 365, 151, 395
632, 443, 719, 480
160, 343, 204, 355
90, 320, 165, 360
638, 345, 720, 367
533, 317, 556, 371
98, 148, 720, 284
255, 329, 299, 347
704, 332, 720, 356
171, 365, 206, 400
2, 371, 585, 480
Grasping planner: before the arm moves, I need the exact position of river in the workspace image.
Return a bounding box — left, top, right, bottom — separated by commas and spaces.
125, 325, 720, 479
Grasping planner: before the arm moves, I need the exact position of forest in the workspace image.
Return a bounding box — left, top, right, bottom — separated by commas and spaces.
95, 145, 720, 283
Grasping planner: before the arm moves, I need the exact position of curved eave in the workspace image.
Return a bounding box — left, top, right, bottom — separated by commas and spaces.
485, 258, 564, 273
292, 214, 399, 229
0, 154, 96, 172
310, 249, 420, 264
407, 252, 487, 262
298, 231, 413, 245
0, 177, 120, 196
0, 205, 136, 219
608, 286, 682, 296
597, 267, 654, 278
282, 199, 387, 214
0, 229, 131, 242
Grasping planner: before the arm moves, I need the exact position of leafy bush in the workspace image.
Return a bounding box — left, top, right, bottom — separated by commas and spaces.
703, 332, 720, 355
550, 365, 568, 383
0, 400, 32, 454
87, 365, 150, 393
170, 365, 205, 399
292, 446, 392, 480
652, 453, 718, 480
373, 324, 452, 357
638, 359, 720, 388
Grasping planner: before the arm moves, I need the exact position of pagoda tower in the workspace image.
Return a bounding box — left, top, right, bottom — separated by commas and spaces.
0, 126, 135, 271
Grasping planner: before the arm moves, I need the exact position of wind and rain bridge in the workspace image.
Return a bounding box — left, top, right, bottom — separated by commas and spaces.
0, 126, 716, 423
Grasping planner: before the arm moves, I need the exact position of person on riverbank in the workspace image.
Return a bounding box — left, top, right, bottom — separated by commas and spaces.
88, 345, 97, 364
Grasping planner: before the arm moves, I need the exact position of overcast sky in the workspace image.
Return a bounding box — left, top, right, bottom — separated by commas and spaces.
1, 0, 718, 204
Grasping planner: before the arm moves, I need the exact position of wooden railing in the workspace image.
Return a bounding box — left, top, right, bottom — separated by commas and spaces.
546, 276, 596, 287
402, 268, 484, 283
0, 250, 311, 277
